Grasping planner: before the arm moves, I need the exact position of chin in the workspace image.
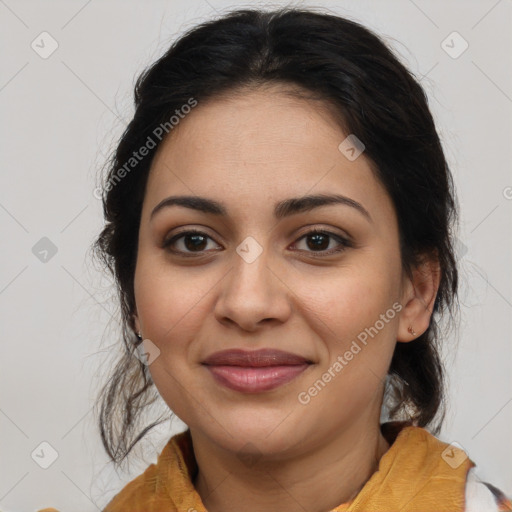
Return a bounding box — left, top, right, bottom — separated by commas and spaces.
196, 408, 310, 460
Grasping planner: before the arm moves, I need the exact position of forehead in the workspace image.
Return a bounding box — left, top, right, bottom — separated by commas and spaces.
143, 87, 393, 225
156, 86, 343, 165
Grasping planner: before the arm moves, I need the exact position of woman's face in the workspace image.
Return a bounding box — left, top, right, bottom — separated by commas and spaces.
133, 86, 415, 457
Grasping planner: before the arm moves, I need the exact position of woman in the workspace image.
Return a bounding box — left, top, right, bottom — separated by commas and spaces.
39, 6, 512, 512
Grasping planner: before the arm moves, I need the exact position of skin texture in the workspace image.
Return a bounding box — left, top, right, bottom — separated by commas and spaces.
133, 85, 440, 512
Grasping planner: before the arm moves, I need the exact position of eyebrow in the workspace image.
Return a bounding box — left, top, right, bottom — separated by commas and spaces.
150, 193, 372, 223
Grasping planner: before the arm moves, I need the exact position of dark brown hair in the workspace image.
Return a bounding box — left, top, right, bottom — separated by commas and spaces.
92, 6, 459, 467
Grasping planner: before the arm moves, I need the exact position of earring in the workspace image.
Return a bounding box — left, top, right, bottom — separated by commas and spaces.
408, 326, 417, 336
136, 331, 143, 340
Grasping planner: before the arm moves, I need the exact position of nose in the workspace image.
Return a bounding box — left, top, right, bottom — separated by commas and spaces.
213, 246, 292, 332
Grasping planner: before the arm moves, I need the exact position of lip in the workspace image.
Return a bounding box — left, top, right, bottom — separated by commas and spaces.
202, 349, 312, 393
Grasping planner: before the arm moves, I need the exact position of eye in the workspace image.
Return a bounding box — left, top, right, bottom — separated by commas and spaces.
162, 227, 352, 257
292, 229, 352, 256
162, 229, 221, 256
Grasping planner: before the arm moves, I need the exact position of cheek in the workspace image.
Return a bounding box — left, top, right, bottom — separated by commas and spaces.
294, 281, 399, 418
134, 254, 212, 342
292, 259, 401, 396
295, 259, 400, 340
133, 257, 216, 422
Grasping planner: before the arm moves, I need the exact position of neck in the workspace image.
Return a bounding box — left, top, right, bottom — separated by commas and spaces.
192, 420, 390, 512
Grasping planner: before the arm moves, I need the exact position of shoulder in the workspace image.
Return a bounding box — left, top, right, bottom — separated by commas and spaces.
465, 468, 512, 512
38, 461, 163, 512
102, 430, 195, 511
102, 446, 171, 511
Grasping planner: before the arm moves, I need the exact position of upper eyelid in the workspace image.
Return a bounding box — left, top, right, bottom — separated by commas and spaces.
164, 225, 350, 241
164, 221, 352, 237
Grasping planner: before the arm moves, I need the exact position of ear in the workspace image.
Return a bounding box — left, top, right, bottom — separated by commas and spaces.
397, 252, 441, 343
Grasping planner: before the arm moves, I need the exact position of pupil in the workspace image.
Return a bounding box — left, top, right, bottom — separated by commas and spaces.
185, 234, 207, 251
308, 233, 328, 251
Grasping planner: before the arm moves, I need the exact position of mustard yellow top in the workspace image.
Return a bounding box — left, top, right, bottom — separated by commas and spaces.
39, 421, 479, 511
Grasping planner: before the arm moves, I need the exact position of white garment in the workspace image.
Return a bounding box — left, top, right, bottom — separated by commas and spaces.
465, 468, 507, 511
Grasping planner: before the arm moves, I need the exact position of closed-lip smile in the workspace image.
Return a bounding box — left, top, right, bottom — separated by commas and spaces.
202, 348, 313, 393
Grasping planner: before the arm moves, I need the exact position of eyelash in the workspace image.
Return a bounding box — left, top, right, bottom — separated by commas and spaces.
162, 228, 352, 258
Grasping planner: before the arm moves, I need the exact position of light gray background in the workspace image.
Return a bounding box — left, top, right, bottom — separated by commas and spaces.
1, 0, 511, 510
